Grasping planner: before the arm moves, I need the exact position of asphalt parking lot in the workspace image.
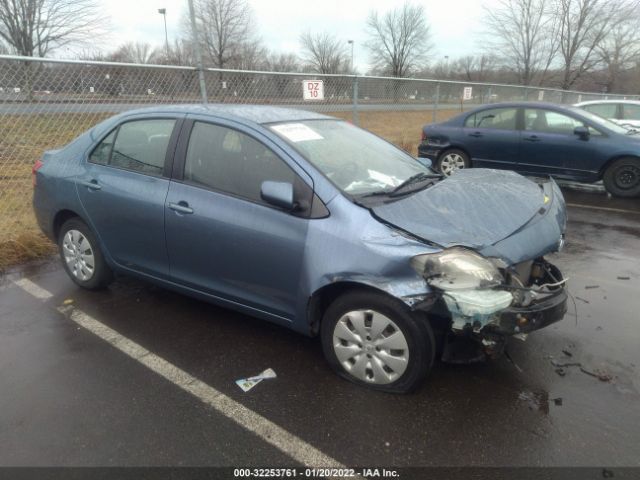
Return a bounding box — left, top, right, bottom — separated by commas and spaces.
1, 187, 639, 471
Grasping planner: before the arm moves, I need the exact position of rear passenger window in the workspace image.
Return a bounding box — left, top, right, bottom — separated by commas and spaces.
89, 130, 116, 165
584, 103, 617, 119
109, 119, 175, 175
465, 108, 517, 130
184, 122, 296, 204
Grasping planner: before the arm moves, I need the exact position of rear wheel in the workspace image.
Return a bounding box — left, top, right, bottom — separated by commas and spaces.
58, 218, 113, 289
603, 157, 640, 198
320, 291, 435, 393
436, 149, 469, 176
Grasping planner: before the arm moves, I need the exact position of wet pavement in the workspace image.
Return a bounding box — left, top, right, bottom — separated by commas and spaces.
1, 187, 639, 468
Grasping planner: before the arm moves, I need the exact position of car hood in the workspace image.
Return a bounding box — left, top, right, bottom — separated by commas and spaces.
371, 169, 566, 264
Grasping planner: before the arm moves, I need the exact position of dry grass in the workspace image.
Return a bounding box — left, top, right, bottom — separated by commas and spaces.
0, 113, 110, 271
327, 108, 461, 154
0, 108, 459, 270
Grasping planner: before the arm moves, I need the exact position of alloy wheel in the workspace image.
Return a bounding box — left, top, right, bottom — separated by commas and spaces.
440, 153, 466, 175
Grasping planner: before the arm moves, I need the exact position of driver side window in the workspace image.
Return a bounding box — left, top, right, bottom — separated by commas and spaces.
183, 121, 296, 205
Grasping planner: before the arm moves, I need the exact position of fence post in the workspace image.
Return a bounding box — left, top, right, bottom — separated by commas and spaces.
352, 76, 359, 126
432, 82, 440, 123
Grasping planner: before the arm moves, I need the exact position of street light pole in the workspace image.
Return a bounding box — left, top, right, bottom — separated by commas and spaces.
347, 40, 354, 73
158, 8, 169, 59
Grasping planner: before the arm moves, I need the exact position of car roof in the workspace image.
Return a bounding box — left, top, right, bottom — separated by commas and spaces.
462, 101, 585, 117
574, 99, 640, 106
118, 104, 333, 124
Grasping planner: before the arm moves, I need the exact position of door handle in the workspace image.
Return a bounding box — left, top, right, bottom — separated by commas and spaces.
524, 135, 541, 142
78, 179, 101, 190
468, 131, 483, 138
168, 201, 194, 214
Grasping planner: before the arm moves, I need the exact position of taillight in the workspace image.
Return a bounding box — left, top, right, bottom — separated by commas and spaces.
32, 159, 43, 187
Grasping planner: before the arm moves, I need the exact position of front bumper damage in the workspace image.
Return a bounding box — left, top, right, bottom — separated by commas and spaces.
424, 258, 568, 360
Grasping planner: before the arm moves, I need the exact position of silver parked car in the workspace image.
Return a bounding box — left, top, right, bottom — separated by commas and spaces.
574, 100, 640, 130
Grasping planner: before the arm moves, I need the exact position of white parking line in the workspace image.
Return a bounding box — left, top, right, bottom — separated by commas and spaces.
566, 203, 640, 215
11, 278, 54, 299
13, 279, 348, 470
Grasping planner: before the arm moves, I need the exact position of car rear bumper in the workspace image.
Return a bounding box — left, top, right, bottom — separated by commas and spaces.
417, 143, 443, 160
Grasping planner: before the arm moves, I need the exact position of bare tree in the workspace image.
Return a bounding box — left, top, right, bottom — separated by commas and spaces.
299, 31, 349, 74
454, 55, 497, 82
264, 52, 300, 72
190, 0, 258, 69
365, 2, 432, 77
483, 0, 558, 86
596, 4, 640, 93
553, 0, 631, 90
0, 0, 104, 57
108, 42, 161, 64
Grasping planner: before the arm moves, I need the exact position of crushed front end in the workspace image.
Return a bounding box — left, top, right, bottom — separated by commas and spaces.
411, 248, 567, 360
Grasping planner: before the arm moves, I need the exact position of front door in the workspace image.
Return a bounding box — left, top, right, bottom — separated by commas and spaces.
518, 108, 600, 179
165, 119, 312, 321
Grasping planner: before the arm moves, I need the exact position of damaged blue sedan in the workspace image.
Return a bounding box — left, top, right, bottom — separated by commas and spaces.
33, 105, 568, 393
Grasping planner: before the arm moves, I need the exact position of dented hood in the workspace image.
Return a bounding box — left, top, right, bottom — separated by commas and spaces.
372, 169, 563, 260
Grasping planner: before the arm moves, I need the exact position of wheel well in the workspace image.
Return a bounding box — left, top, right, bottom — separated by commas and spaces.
52, 210, 81, 240
438, 146, 472, 166
307, 281, 406, 336
599, 155, 640, 179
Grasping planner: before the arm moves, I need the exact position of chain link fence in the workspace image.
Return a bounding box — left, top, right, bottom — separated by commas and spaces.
0, 54, 637, 267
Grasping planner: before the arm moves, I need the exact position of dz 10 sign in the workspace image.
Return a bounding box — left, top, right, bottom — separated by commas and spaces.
303, 80, 324, 100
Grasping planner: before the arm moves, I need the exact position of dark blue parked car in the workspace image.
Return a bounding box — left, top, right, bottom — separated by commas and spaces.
33, 105, 568, 392
418, 102, 640, 197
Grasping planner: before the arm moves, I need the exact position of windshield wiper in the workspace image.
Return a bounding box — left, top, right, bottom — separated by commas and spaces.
388, 172, 441, 196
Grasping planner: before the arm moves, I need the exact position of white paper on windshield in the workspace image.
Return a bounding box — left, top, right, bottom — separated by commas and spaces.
271, 123, 323, 142
367, 169, 401, 186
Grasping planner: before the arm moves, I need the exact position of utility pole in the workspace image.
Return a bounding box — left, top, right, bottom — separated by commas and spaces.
187, 0, 208, 103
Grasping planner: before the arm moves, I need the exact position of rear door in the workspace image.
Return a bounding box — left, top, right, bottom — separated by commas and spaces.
164, 117, 315, 321
518, 108, 600, 179
76, 117, 182, 278
461, 107, 520, 169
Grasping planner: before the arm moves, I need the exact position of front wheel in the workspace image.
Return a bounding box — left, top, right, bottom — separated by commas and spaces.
436, 149, 469, 176
603, 157, 640, 198
58, 218, 113, 290
320, 291, 435, 393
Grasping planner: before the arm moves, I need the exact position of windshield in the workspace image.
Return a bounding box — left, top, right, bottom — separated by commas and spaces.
574, 108, 631, 134
269, 120, 429, 195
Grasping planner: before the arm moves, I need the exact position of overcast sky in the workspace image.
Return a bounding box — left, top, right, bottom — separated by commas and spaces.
97, 0, 498, 71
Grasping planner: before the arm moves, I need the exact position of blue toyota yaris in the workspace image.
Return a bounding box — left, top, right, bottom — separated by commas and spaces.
418, 102, 640, 197
33, 105, 568, 393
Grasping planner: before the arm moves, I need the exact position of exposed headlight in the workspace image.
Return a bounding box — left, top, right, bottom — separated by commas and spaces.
411, 248, 503, 290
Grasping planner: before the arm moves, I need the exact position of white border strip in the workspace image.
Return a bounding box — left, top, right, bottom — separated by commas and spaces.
12, 278, 54, 299
12, 275, 346, 468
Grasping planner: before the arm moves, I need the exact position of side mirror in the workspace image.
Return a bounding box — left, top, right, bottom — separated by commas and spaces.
416, 157, 433, 169
260, 181, 295, 211
574, 126, 590, 140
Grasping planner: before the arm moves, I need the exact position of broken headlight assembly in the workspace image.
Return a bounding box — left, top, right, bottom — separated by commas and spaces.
411, 248, 513, 332
410, 248, 503, 290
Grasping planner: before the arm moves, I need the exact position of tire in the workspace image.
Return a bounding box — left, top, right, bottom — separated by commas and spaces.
320, 290, 435, 393
603, 157, 640, 198
58, 217, 113, 290
436, 149, 470, 176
